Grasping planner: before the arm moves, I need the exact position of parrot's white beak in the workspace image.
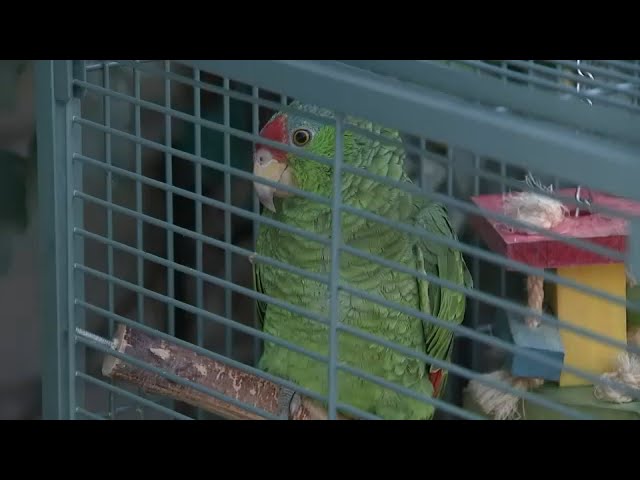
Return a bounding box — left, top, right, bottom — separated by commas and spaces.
253, 147, 294, 213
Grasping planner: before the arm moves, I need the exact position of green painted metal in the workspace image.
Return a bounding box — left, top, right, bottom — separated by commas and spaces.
36, 60, 76, 419
36, 60, 640, 420
183, 60, 640, 203
339, 60, 640, 145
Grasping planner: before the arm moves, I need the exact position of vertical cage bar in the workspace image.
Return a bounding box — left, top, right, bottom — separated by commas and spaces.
499, 160, 506, 298
194, 67, 205, 421
69, 68, 84, 420
37, 60, 72, 419
472, 155, 481, 327
553, 61, 564, 191
635, 61, 640, 107
447, 146, 454, 196
102, 62, 116, 419
133, 64, 145, 420
164, 61, 175, 337
418, 137, 426, 190
134, 67, 144, 328
328, 112, 345, 420
223, 78, 233, 358
66, 61, 87, 420
251, 85, 261, 365
471, 154, 481, 371
194, 68, 204, 350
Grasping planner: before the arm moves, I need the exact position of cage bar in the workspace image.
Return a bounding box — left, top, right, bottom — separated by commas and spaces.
36, 60, 640, 421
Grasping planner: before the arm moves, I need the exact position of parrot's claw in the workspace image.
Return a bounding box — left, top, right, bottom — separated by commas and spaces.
248, 253, 257, 265
276, 386, 297, 419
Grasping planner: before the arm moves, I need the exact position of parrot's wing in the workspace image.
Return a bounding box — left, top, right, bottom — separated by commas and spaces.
414, 201, 473, 396
252, 258, 267, 330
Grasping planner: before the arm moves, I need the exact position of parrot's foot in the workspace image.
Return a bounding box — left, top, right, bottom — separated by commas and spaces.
277, 387, 353, 419
248, 253, 257, 265
280, 393, 353, 420
276, 386, 299, 419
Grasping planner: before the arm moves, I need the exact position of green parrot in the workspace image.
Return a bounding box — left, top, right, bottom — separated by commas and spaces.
251, 101, 472, 420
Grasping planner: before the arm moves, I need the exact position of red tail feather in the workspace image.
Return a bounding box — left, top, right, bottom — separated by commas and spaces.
429, 369, 444, 397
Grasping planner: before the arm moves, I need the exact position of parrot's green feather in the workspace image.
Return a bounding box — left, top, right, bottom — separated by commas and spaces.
253, 258, 267, 330
253, 102, 472, 419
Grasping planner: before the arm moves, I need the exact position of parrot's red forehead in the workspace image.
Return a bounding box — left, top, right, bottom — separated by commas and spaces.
260, 114, 288, 143
254, 114, 288, 163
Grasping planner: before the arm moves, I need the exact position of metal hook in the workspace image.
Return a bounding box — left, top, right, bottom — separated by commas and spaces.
575, 185, 593, 217
576, 59, 594, 106
574, 61, 595, 216
524, 171, 553, 193
524, 62, 595, 206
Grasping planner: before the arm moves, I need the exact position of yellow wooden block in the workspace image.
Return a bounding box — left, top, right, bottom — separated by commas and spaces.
552, 263, 627, 386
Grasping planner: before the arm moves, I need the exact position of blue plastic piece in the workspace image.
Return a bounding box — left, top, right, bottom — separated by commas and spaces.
494, 310, 565, 381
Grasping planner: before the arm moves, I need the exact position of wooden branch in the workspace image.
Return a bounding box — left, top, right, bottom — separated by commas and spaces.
101, 324, 348, 420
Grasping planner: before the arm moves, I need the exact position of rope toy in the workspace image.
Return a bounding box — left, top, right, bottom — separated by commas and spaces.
467, 175, 568, 419
593, 326, 640, 403
466, 371, 544, 420
501, 185, 569, 328
469, 178, 640, 417
468, 63, 640, 417
593, 351, 640, 403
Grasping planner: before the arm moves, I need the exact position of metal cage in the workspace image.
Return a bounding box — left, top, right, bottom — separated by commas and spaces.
36, 60, 640, 420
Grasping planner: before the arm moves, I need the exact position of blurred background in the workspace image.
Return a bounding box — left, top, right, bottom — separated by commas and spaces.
0, 61, 40, 419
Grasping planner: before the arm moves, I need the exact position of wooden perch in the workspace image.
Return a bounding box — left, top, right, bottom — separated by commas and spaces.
101, 324, 348, 420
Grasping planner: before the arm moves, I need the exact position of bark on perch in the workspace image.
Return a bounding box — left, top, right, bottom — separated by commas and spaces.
101, 324, 347, 420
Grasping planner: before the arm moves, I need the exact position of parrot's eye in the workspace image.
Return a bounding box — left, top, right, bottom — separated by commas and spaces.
292, 128, 312, 147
